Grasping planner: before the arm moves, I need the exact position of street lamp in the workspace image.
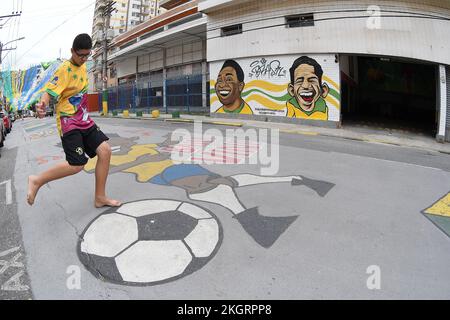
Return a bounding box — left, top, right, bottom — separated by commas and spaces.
0, 36, 25, 65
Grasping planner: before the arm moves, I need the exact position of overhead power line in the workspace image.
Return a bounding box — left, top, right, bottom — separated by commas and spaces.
14, 1, 95, 67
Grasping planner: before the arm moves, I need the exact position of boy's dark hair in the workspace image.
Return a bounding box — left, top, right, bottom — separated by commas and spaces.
289, 56, 323, 84
72, 33, 92, 51
220, 59, 244, 82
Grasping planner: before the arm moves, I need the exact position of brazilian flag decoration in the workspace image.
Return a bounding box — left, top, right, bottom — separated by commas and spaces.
0, 60, 62, 111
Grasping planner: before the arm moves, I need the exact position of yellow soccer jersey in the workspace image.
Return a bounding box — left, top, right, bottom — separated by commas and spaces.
285, 97, 328, 120
215, 101, 253, 114
44, 60, 94, 136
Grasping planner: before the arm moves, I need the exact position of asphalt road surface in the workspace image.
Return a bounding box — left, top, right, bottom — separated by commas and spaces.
1, 116, 449, 300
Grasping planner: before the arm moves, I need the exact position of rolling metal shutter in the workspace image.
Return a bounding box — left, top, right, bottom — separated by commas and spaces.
447, 66, 450, 141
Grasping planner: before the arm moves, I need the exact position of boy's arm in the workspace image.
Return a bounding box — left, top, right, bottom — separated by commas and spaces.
38, 62, 67, 119
36, 92, 50, 119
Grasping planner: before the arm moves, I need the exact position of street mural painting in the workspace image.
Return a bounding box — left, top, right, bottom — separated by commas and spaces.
35, 155, 64, 165
79, 134, 335, 285
78, 199, 222, 286
83, 134, 335, 248
23, 121, 58, 141
422, 192, 450, 238
0, 246, 30, 292
210, 55, 341, 122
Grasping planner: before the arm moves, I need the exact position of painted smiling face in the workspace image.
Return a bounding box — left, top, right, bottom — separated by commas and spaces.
215, 66, 244, 110
288, 64, 329, 112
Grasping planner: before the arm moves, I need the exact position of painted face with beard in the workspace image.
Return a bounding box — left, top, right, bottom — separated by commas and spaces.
215, 66, 244, 111
288, 64, 329, 112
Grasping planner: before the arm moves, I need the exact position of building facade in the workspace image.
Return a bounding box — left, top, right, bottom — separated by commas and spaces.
90, 0, 207, 112
199, 0, 450, 142
89, 0, 450, 142
90, 0, 166, 92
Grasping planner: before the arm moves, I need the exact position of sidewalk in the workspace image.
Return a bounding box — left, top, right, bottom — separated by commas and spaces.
90, 111, 450, 154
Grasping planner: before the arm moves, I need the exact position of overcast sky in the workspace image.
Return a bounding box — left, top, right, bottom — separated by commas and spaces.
0, 0, 95, 70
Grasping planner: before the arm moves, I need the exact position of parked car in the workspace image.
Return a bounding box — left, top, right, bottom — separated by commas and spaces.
0, 118, 5, 148
0, 112, 12, 134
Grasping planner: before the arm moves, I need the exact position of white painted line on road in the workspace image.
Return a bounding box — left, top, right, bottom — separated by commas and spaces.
0, 246, 20, 258
0, 179, 12, 205
111, 146, 121, 153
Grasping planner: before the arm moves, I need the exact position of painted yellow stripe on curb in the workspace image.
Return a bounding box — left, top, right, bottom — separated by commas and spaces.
280, 129, 319, 136
164, 119, 194, 122
207, 121, 243, 127
424, 193, 450, 218
164, 118, 243, 127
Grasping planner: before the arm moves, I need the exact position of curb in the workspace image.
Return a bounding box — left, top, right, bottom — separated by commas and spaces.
165, 118, 243, 127
91, 114, 450, 154
93, 114, 244, 127
93, 115, 164, 121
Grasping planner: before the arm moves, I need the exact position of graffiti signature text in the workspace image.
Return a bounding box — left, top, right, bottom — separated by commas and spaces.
249, 58, 287, 78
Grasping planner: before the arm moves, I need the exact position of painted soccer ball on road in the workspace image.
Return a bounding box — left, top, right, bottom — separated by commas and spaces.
77, 199, 222, 286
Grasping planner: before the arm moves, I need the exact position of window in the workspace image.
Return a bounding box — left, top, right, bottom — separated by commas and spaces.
122, 3, 126, 7
286, 14, 314, 27
221, 24, 242, 37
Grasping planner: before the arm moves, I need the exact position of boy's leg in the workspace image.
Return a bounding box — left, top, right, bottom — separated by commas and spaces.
83, 125, 121, 208
27, 130, 88, 206
94, 141, 121, 208
27, 163, 84, 205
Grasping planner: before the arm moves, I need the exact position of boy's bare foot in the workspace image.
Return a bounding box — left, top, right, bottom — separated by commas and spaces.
95, 196, 122, 208
27, 175, 40, 206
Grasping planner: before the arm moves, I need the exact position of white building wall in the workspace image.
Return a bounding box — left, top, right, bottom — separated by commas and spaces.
117, 57, 137, 78
120, 39, 205, 77
166, 40, 205, 68
205, 0, 450, 65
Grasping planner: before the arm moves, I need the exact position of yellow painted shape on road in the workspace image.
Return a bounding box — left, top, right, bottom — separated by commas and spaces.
424, 193, 450, 218
124, 159, 174, 182
84, 144, 159, 171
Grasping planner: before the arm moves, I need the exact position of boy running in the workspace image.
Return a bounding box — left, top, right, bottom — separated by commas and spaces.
27, 33, 121, 208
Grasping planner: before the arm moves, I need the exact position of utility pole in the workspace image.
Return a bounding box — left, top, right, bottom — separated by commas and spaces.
0, 37, 25, 70
0, 37, 23, 111
0, 12, 23, 66
100, 0, 116, 116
